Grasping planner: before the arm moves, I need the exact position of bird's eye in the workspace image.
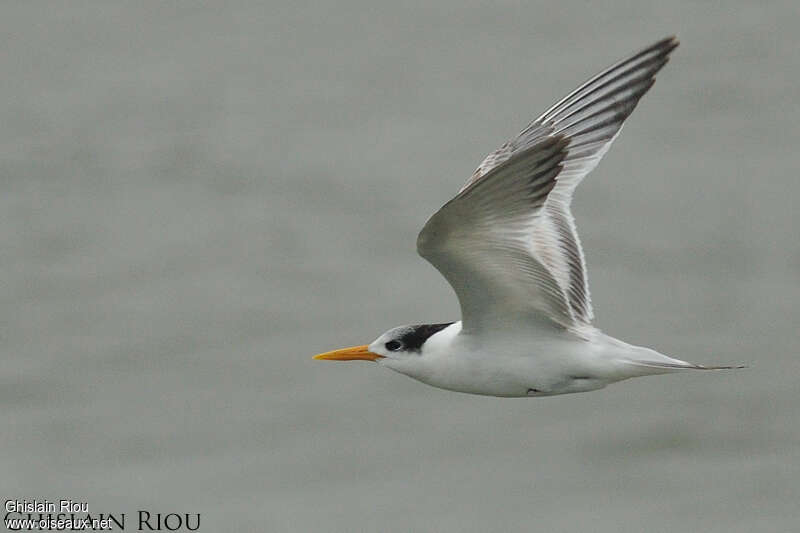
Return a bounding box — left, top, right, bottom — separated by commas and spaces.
385, 340, 403, 351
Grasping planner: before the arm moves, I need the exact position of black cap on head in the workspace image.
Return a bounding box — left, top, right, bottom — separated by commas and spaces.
394, 323, 454, 353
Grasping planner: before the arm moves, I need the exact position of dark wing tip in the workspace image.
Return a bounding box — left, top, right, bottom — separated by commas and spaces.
658, 35, 679, 48
644, 35, 680, 57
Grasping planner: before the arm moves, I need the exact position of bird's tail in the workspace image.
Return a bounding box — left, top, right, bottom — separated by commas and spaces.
624, 359, 747, 371
619, 345, 746, 376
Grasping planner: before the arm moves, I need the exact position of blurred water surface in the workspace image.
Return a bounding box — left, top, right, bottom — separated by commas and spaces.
2, 2, 799, 531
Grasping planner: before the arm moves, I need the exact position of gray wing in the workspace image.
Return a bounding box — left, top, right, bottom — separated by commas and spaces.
418, 37, 678, 332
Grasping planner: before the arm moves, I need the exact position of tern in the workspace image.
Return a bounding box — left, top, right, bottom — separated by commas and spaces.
314, 37, 740, 397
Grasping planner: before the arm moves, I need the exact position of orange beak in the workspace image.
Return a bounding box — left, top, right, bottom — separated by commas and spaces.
313, 344, 383, 361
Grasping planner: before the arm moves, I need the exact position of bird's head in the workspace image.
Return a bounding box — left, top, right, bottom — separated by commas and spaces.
313, 323, 456, 372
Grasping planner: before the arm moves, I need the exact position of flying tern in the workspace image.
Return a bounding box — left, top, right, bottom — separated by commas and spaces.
314, 37, 740, 397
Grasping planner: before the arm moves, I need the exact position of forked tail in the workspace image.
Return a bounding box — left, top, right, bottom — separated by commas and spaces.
620, 345, 746, 375
626, 359, 747, 371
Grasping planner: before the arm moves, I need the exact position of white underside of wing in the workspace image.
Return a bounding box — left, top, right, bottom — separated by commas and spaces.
419, 37, 679, 334
418, 137, 575, 333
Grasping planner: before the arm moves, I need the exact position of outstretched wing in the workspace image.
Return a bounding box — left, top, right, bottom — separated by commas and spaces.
418, 37, 678, 333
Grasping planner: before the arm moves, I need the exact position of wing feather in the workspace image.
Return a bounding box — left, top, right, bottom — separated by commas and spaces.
420, 37, 678, 332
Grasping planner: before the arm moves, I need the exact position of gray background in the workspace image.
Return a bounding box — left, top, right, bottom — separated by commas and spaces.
2, 2, 798, 532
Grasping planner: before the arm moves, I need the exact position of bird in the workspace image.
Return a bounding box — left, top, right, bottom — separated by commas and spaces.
313, 36, 741, 397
